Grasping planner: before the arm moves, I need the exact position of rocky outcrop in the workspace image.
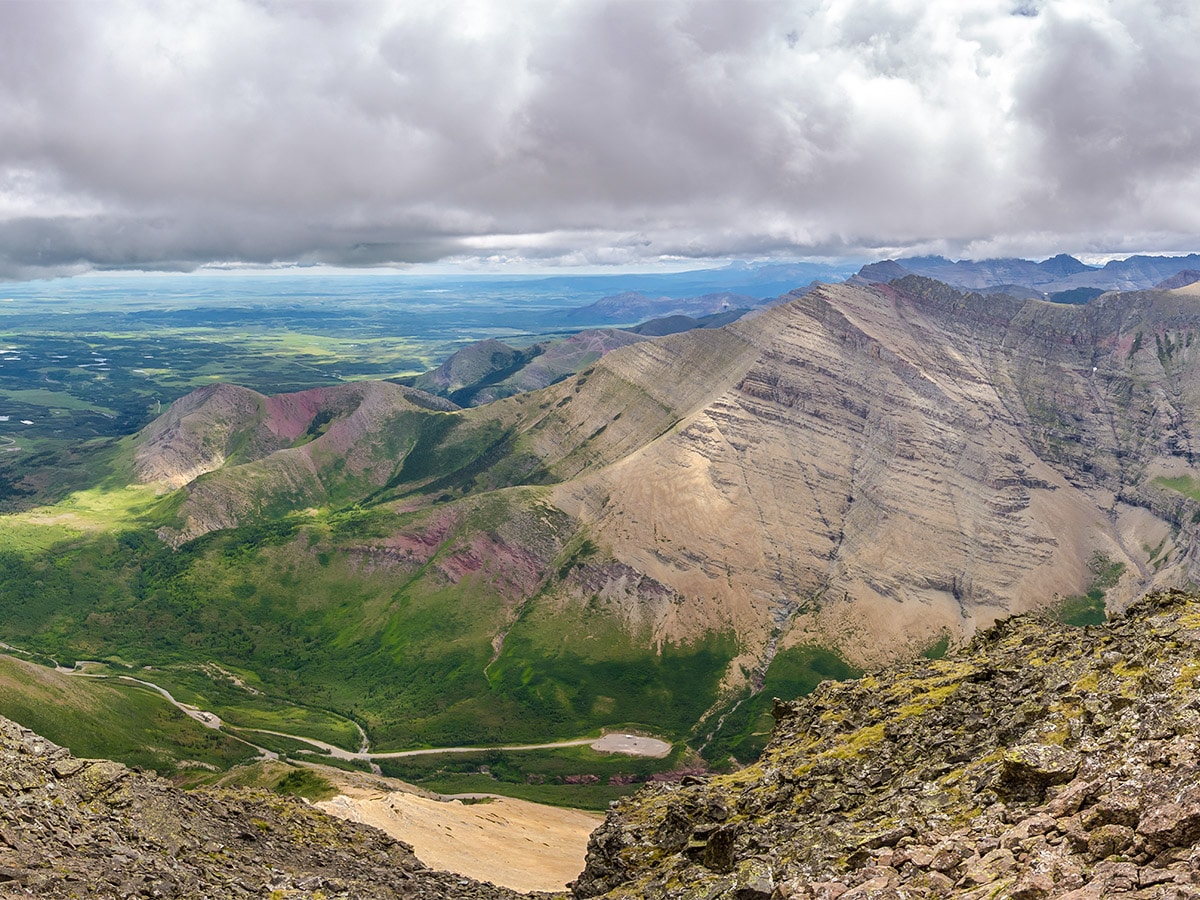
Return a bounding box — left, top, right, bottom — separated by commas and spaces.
0, 715, 518, 899
574, 590, 1200, 899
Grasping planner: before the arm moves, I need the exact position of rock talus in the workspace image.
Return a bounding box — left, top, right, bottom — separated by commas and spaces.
574, 590, 1200, 899
0, 716, 520, 899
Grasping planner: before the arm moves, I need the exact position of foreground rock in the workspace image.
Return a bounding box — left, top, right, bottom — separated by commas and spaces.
575, 590, 1200, 898
0, 716, 519, 899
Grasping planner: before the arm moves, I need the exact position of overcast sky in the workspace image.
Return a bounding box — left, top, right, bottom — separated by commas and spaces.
1, 0, 1198, 278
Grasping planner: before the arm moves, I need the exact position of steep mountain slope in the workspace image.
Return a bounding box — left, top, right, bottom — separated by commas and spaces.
552, 281, 1103, 672
574, 590, 1200, 900
546, 276, 1200, 676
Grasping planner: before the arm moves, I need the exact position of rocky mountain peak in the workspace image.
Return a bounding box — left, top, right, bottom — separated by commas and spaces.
575, 590, 1200, 899
1040, 253, 1092, 276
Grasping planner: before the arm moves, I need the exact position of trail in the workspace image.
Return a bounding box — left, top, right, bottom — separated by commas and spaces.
246, 730, 596, 760
111, 675, 280, 761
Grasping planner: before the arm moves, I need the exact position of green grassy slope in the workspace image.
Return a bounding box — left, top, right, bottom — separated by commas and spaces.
0, 493, 738, 754
0, 655, 257, 775
0, 328, 792, 767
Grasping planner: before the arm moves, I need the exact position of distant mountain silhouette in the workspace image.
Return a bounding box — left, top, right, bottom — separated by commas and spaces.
851, 253, 1200, 295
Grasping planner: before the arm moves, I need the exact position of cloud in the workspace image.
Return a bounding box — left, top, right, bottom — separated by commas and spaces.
0, 0, 1198, 277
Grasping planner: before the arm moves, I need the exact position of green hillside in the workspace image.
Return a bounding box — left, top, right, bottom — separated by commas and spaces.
0, 655, 256, 775
0, 489, 738, 753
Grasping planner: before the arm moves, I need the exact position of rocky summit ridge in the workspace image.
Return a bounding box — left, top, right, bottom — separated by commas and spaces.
574, 590, 1200, 899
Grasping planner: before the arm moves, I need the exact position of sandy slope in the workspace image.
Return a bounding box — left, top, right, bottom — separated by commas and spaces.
317, 779, 602, 893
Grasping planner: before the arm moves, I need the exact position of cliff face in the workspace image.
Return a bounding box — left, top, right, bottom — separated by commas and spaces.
552, 275, 1200, 670
0, 716, 517, 899
574, 590, 1200, 899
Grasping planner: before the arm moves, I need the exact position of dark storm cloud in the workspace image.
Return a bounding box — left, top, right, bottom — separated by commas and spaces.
0, 0, 1198, 277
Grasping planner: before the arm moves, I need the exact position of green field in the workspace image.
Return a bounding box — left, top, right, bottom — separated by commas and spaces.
0, 503, 739, 759
1049, 552, 1126, 627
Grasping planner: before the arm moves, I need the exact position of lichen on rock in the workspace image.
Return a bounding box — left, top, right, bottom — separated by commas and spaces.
0, 716, 521, 899
573, 590, 1200, 899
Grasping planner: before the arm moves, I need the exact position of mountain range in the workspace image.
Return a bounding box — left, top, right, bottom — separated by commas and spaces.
851, 253, 1200, 297
12, 256, 1200, 892
8, 273, 1170, 759
142, 275, 1200, 629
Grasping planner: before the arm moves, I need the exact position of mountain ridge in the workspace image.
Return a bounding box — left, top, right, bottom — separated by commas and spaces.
16, 275, 1200, 759
134, 277, 1200, 668
851, 253, 1200, 295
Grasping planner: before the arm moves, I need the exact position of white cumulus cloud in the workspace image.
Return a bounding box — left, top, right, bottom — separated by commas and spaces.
0, 0, 1197, 277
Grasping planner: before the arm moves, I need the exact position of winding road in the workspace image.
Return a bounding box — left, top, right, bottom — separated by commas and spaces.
244, 730, 671, 760
19, 652, 674, 762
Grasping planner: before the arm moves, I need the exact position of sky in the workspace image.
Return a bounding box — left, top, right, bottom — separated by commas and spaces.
1, 0, 1198, 279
